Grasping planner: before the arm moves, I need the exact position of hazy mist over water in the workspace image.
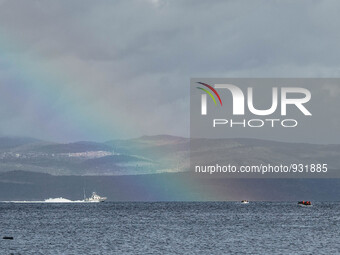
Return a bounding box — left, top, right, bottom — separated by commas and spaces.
0, 202, 339, 254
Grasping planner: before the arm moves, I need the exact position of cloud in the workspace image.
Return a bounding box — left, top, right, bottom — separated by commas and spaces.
0, 0, 340, 142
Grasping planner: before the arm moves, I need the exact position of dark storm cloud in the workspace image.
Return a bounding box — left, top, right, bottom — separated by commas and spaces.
0, 0, 340, 142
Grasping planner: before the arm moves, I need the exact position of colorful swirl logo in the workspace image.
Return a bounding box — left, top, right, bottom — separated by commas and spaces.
196, 82, 223, 106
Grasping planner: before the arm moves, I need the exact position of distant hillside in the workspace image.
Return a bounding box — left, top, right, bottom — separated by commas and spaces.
191, 138, 340, 171
34, 141, 113, 153
0, 137, 42, 151
0, 135, 339, 176
0, 135, 187, 175
105, 135, 189, 172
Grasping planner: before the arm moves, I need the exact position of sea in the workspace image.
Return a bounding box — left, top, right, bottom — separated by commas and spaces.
0, 202, 339, 255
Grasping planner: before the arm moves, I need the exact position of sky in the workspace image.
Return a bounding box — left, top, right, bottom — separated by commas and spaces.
0, 0, 340, 142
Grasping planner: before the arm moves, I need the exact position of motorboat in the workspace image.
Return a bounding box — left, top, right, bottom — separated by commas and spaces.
85, 192, 107, 202
298, 201, 312, 206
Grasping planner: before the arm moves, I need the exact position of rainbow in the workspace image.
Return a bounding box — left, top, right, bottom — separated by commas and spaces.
0, 32, 234, 201
0, 32, 138, 142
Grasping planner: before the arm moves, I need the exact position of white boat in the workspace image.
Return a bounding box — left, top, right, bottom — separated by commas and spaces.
44, 192, 107, 203
3, 191, 107, 203
84, 192, 107, 203
241, 200, 249, 204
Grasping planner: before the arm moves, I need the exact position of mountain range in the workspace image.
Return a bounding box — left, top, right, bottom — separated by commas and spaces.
0, 135, 340, 176
0, 135, 188, 175
0, 135, 339, 201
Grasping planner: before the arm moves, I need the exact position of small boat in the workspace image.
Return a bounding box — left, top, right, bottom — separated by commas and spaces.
298, 201, 312, 206
241, 200, 249, 204
85, 192, 107, 203
44, 192, 107, 203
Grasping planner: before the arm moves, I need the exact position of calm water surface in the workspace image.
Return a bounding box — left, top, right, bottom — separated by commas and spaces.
0, 202, 339, 254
